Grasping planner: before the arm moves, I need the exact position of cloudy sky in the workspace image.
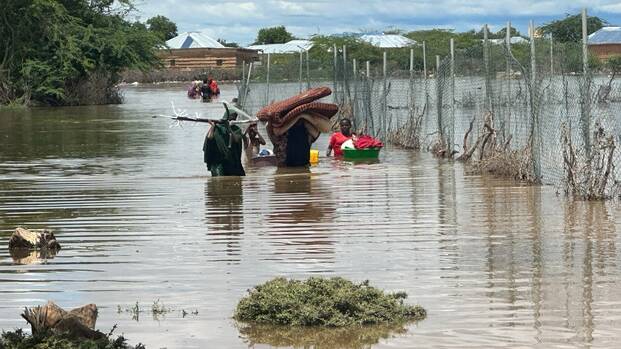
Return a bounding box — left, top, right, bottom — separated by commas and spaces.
134, 0, 621, 46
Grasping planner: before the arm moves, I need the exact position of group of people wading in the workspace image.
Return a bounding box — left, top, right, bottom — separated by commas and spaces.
188, 78, 221, 102
201, 87, 364, 177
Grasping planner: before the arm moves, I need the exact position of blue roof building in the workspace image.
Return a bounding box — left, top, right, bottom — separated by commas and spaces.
588, 27, 621, 61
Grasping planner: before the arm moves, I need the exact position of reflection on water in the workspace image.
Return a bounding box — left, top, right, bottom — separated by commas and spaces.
10, 248, 59, 265
1, 84, 621, 348
205, 177, 244, 260
237, 322, 408, 349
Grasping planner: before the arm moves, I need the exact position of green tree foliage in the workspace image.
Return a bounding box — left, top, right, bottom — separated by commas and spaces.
606, 55, 621, 73
540, 13, 606, 43
0, 0, 163, 106
496, 26, 521, 39
218, 39, 240, 48
147, 15, 178, 41
255, 26, 295, 44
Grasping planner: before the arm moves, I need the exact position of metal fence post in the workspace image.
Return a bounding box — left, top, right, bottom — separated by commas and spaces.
366, 60, 373, 135
409, 48, 414, 132
266, 53, 271, 105
343, 45, 349, 105
299, 51, 303, 93
582, 8, 591, 156
436, 55, 443, 143
333, 44, 338, 104
353, 58, 358, 129
550, 33, 554, 76
530, 20, 541, 179
450, 38, 455, 153
383, 51, 387, 139
483, 24, 491, 112
506, 21, 512, 140
306, 50, 311, 89
423, 41, 429, 127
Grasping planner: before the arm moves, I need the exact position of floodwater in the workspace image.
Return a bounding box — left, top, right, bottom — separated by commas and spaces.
1, 83, 621, 349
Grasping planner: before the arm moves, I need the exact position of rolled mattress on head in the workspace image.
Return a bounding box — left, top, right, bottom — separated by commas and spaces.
269, 102, 338, 128
256, 87, 332, 123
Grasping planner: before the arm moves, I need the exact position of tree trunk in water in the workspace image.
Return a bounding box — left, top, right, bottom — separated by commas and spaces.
8, 227, 61, 250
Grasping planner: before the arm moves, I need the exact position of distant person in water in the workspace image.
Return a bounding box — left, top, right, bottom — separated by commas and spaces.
203, 106, 245, 176
201, 79, 213, 102
326, 118, 356, 157
201, 77, 220, 102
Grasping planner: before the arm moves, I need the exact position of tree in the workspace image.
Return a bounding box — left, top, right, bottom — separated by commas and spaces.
254, 26, 294, 44
496, 26, 521, 39
146, 15, 178, 41
540, 13, 606, 43
0, 0, 163, 106
217, 39, 239, 48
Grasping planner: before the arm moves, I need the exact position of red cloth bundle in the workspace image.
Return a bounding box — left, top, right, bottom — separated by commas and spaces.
256, 87, 332, 123
354, 135, 384, 149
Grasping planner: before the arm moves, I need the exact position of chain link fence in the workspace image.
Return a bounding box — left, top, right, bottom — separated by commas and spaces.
237, 15, 620, 199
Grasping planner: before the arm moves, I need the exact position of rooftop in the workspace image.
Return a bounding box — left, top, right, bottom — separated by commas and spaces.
246, 40, 314, 54
359, 34, 417, 48
166, 31, 225, 49
588, 27, 621, 45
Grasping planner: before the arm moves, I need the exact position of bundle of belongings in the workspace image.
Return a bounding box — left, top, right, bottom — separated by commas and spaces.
340, 135, 384, 151
257, 87, 338, 166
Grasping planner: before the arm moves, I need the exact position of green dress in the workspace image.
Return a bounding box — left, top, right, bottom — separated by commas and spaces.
203, 122, 246, 176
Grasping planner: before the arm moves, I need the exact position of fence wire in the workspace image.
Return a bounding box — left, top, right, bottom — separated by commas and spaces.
237, 32, 621, 198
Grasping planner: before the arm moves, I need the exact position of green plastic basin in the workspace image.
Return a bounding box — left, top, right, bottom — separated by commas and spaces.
342, 148, 381, 159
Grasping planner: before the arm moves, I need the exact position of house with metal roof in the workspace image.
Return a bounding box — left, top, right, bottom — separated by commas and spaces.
159, 31, 258, 70
489, 37, 529, 45
588, 27, 621, 61
359, 34, 416, 48
166, 31, 226, 49
246, 40, 314, 54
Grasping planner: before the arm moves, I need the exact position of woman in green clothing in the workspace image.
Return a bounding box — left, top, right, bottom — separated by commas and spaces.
202, 108, 246, 176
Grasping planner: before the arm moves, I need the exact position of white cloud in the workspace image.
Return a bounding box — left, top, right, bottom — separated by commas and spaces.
134, 0, 621, 45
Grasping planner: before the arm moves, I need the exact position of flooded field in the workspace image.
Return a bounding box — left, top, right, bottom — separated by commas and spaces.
1, 83, 621, 348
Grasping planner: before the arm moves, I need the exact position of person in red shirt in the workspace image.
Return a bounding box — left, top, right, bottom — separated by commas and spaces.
327, 118, 355, 157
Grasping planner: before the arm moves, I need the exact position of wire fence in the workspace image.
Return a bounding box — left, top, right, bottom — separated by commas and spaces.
237, 12, 620, 199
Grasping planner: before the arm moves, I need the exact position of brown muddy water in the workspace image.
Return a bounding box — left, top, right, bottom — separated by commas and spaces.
1, 83, 621, 349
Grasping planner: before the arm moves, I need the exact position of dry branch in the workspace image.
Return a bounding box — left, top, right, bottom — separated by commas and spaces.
561, 122, 619, 200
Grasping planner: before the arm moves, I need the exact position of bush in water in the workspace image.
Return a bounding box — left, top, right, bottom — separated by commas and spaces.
0, 328, 145, 349
234, 277, 426, 327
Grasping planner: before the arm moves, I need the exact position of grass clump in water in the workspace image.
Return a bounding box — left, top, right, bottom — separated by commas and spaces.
0, 328, 145, 349
234, 277, 426, 327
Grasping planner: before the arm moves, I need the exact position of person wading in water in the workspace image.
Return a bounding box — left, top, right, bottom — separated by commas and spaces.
326, 118, 355, 157
203, 106, 246, 176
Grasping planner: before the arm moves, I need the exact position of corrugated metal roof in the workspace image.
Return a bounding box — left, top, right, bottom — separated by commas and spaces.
246, 40, 314, 54
359, 34, 416, 48
588, 27, 621, 45
489, 37, 528, 45
166, 31, 225, 49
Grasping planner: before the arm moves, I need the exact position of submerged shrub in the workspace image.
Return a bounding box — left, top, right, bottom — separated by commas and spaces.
234, 277, 426, 327
0, 328, 145, 349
